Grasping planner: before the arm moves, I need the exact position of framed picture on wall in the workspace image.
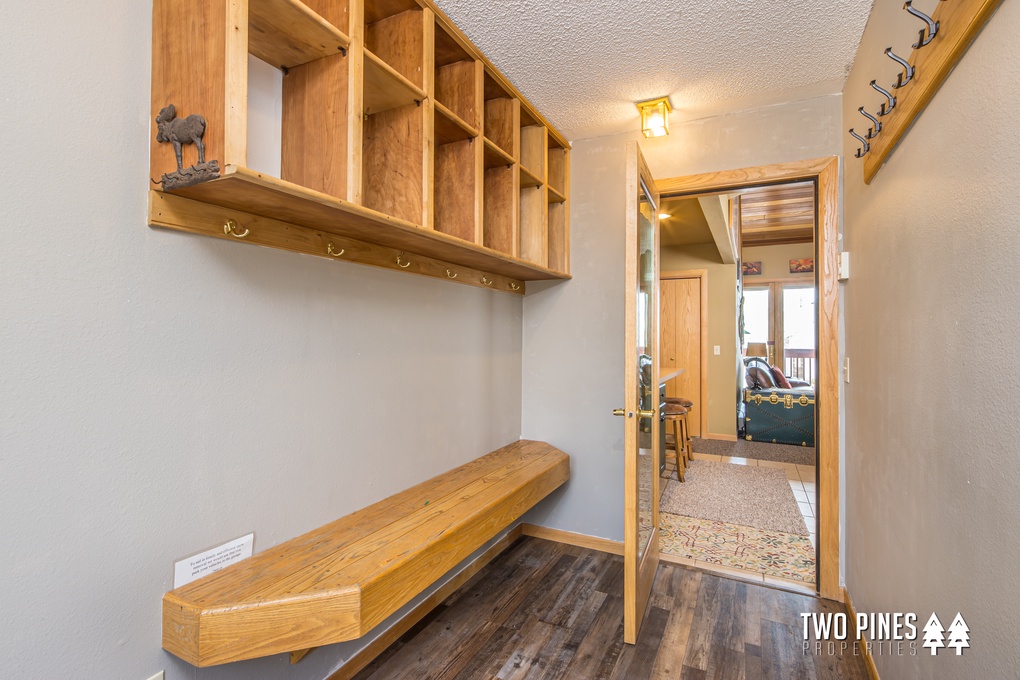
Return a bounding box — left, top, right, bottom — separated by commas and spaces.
790, 258, 815, 273
742, 261, 762, 276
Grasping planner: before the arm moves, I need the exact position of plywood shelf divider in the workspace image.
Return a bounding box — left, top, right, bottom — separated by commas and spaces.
364, 48, 426, 114
434, 101, 479, 145
547, 185, 566, 204
483, 137, 515, 169
249, 0, 351, 69
161, 441, 570, 667
519, 165, 543, 189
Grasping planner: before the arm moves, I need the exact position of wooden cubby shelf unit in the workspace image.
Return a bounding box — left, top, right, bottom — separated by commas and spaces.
150, 0, 571, 297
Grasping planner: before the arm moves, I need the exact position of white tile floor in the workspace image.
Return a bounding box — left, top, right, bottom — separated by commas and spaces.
668, 451, 819, 581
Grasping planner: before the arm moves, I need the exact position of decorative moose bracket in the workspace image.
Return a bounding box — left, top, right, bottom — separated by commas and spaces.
154, 104, 220, 190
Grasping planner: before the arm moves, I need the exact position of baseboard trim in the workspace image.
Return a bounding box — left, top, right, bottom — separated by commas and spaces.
842, 586, 881, 680
520, 524, 624, 556
325, 525, 524, 679
702, 433, 738, 442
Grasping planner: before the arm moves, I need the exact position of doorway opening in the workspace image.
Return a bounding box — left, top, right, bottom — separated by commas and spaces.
650, 159, 839, 599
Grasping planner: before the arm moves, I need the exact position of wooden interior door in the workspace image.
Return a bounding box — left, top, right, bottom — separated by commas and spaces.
617, 142, 660, 645
660, 277, 703, 436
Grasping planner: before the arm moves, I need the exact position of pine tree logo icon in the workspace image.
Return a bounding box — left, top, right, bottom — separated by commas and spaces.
947, 613, 970, 655
922, 612, 945, 655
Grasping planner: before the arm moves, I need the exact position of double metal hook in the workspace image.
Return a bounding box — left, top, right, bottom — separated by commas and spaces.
871, 80, 896, 116
904, 1, 939, 48
858, 107, 882, 139
849, 129, 870, 158
886, 47, 915, 88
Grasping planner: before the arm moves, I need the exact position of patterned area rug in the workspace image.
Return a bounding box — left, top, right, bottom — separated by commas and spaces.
661, 461, 808, 535
659, 513, 816, 583
692, 437, 815, 466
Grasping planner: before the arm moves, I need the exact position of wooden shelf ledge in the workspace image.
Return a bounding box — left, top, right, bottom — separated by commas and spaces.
249, 0, 350, 70
483, 137, 515, 169
158, 166, 570, 281
434, 101, 479, 145
547, 185, 566, 204
162, 441, 570, 667
364, 49, 426, 115
519, 165, 543, 189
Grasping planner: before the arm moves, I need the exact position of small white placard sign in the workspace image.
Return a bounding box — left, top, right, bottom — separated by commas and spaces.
174, 533, 254, 589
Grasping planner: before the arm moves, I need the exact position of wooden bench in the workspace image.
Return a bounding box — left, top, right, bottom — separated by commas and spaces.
162, 440, 569, 666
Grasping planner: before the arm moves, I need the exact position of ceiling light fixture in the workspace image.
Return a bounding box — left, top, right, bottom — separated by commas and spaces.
636, 96, 672, 138
658, 213, 671, 220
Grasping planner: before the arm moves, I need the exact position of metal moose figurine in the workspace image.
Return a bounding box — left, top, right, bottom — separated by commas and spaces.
154, 104, 220, 190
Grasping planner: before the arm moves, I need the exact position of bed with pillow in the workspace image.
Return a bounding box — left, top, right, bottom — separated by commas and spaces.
742, 357, 815, 446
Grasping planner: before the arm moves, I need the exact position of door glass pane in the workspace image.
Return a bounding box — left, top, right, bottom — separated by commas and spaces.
783, 286, 816, 385
743, 287, 770, 346
636, 181, 655, 560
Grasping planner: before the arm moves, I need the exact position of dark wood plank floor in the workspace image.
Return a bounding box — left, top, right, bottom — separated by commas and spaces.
353, 537, 868, 680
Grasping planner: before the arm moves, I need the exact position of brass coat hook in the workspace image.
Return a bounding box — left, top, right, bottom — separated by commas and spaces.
327, 243, 345, 258
445, 269, 458, 279
396, 254, 411, 268
510, 282, 521, 291
871, 80, 896, 116
481, 276, 493, 286
223, 219, 249, 238
904, 1, 939, 48
886, 47, 915, 88
858, 107, 882, 139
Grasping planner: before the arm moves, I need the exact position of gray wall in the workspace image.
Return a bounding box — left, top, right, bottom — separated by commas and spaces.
0, 2, 522, 679
842, 1, 1020, 677
522, 95, 843, 541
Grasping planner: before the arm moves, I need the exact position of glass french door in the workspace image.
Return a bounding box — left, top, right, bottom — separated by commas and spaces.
743, 283, 817, 385
617, 142, 660, 644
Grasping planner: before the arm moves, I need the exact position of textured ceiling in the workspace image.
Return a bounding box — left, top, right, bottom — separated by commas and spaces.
433, 0, 873, 141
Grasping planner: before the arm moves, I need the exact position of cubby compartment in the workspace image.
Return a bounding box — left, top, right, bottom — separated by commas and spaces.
483, 165, 517, 256
547, 140, 567, 204
483, 72, 518, 159
519, 184, 547, 266
365, 0, 423, 87
435, 24, 478, 131
281, 50, 350, 198
548, 200, 568, 273
363, 102, 424, 225
434, 138, 477, 242
519, 110, 546, 184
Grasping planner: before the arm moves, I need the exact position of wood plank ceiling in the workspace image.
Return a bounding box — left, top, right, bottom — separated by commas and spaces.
738, 181, 814, 246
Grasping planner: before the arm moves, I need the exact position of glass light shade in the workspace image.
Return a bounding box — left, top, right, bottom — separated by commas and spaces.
637, 97, 672, 138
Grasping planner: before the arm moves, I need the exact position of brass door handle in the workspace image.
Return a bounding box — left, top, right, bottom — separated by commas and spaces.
613, 409, 656, 418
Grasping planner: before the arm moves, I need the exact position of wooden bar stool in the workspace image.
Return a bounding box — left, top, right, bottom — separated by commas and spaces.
666, 397, 694, 463
664, 402, 690, 482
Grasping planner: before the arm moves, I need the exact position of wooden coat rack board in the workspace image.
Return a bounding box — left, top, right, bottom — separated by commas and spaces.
861, 0, 1004, 184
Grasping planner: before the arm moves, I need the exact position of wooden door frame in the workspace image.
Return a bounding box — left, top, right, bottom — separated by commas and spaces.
660, 269, 709, 438
656, 157, 841, 601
